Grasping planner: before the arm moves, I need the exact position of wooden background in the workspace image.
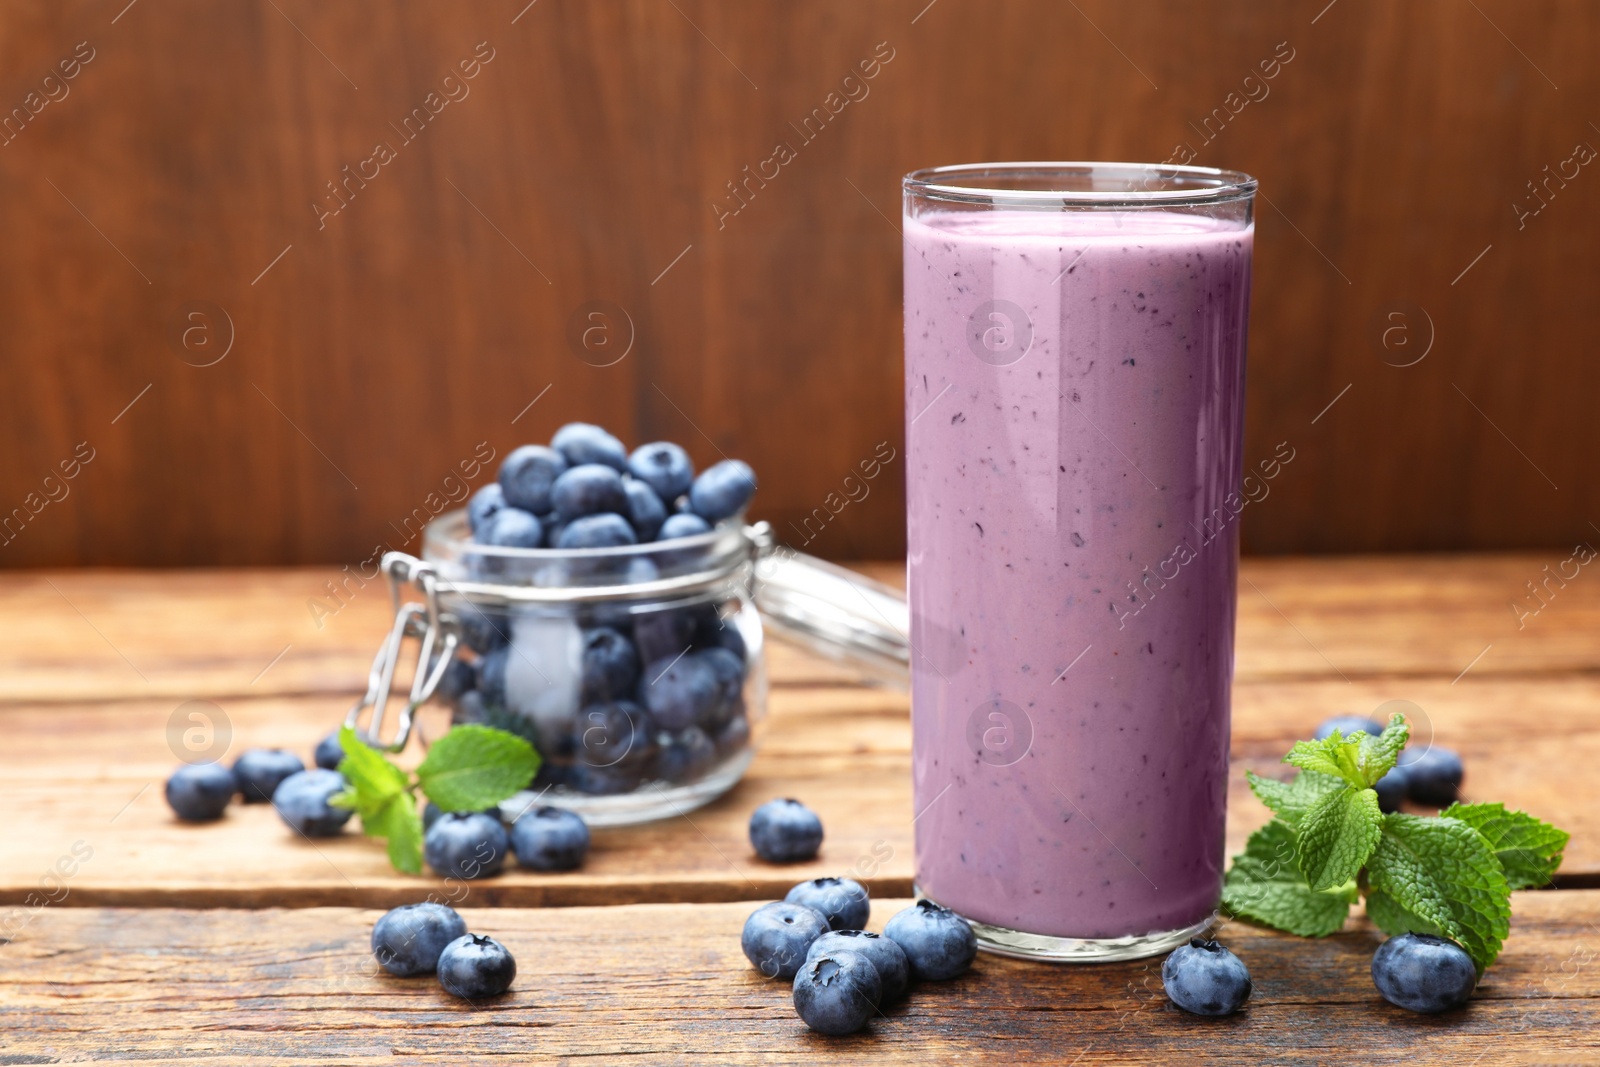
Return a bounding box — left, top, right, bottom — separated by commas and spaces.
0, 0, 1594, 567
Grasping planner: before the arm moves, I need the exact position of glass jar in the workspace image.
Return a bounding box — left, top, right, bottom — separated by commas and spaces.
346, 510, 910, 826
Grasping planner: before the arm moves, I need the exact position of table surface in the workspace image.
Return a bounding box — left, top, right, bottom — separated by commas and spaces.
2, 555, 1597, 1064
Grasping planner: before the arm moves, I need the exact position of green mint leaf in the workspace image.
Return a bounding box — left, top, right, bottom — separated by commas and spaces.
1246, 769, 1347, 829
1365, 890, 1448, 940
1295, 784, 1383, 891
1366, 812, 1511, 974
416, 724, 540, 813
364, 794, 424, 875
1284, 714, 1410, 788
1222, 820, 1354, 936
334, 726, 411, 821
1443, 802, 1569, 890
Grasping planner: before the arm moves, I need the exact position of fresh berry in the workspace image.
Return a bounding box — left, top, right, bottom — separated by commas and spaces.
555, 512, 636, 549
466, 482, 506, 533
568, 762, 645, 795
806, 930, 910, 1003
456, 602, 509, 654
633, 608, 697, 665
423, 811, 509, 880
551, 464, 629, 521
641, 652, 721, 731
658, 512, 712, 540
1375, 766, 1409, 813
271, 769, 353, 837
882, 899, 976, 981
510, 806, 591, 871
715, 712, 750, 755
436, 933, 517, 999
313, 730, 345, 771
749, 798, 824, 863
1162, 938, 1253, 1016
573, 700, 657, 772
741, 901, 829, 980
498, 444, 567, 514
477, 646, 509, 706
785, 877, 870, 932
371, 902, 467, 977
232, 748, 307, 803
580, 627, 641, 701
1313, 715, 1386, 740
1399, 747, 1464, 806
654, 726, 717, 783
423, 801, 444, 831
477, 507, 544, 548
791, 950, 882, 1035
688, 459, 757, 521
1371, 933, 1476, 1013
433, 656, 478, 703
699, 646, 746, 722
628, 441, 695, 502
622, 478, 667, 540
165, 762, 236, 822
552, 422, 628, 471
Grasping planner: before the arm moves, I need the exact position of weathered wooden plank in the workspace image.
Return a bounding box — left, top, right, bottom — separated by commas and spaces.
0, 669, 1591, 908
1, 895, 1595, 1065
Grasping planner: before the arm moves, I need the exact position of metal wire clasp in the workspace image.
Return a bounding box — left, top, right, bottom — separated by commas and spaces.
342, 551, 460, 752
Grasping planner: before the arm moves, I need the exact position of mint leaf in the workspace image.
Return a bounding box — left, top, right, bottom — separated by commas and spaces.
1367, 812, 1511, 974
1365, 890, 1447, 940
365, 793, 424, 875
1222, 820, 1354, 936
1354, 714, 1410, 783
1246, 769, 1346, 829
1284, 714, 1409, 788
333, 726, 411, 821
416, 724, 539, 813
1295, 784, 1383, 891
1443, 802, 1569, 890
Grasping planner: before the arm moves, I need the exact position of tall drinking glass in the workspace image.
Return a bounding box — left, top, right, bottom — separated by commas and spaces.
902, 163, 1256, 961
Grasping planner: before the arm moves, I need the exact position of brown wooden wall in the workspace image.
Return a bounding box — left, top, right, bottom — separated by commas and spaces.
0, 0, 1595, 567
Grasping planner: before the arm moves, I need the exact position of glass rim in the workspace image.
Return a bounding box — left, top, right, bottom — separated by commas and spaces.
903, 162, 1257, 208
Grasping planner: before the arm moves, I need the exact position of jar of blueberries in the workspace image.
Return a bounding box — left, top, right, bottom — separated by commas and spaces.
345, 423, 909, 826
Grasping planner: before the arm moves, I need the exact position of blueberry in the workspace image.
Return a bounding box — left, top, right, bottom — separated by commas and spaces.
432, 656, 478, 703
477, 646, 509, 706
476, 507, 543, 548
792, 950, 882, 1035
581, 627, 641, 701
556, 513, 637, 549
437, 933, 517, 999
510, 806, 591, 871
456, 603, 509, 654
498, 444, 567, 514
1375, 765, 1409, 813
1399, 747, 1464, 806
573, 700, 657, 772
1162, 937, 1252, 1016
807, 930, 910, 1003
741, 900, 829, 980
714, 711, 750, 755
232, 748, 307, 803
622, 478, 668, 540
423, 801, 444, 831
551, 463, 629, 522
633, 607, 697, 665
165, 762, 235, 822
641, 652, 722, 731
466, 482, 506, 533
749, 798, 824, 863
371, 902, 467, 977
882, 899, 976, 981
313, 730, 345, 771
654, 726, 717, 783
699, 646, 746, 725
785, 877, 870, 932
423, 811, 509, 880
1313, 715, 1387, 740
1371, 932, 1476, 1013
551, 422, 628, 471
271, 769, 353, 837
568, 762, 645, 795
627, 441, 695, 502
658, 512, 713, 540
688, 459, 756, 521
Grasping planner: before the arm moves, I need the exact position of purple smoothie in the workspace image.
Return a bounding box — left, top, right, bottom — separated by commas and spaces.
904, 208, 1251, 940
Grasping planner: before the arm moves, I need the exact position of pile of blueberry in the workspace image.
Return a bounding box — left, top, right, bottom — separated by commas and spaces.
164, 745, 351, 829
469, 422, 756, 552
742, 883, 977, 1036
371, 901, 516, 1000
1313, 714, 1465, 812
419, 801, 591, 880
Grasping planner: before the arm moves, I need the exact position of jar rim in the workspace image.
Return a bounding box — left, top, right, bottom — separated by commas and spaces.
903, 162, 1258, 209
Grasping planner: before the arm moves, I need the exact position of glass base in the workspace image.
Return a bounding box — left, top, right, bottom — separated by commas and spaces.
915, 885, 1216, 963
541, 748, 755, 827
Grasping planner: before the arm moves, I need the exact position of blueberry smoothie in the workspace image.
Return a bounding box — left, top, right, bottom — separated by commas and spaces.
903, 193, 1252, 948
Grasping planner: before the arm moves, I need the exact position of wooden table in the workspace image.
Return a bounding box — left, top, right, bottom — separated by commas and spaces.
3, 556, 1598, 1064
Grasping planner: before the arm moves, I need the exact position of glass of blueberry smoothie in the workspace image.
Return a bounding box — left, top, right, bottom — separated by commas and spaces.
902, 163, 1255, 960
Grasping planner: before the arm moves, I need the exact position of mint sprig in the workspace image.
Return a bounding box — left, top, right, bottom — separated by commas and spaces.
330, 723, 540, 874
1224, 713, 1568, 975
